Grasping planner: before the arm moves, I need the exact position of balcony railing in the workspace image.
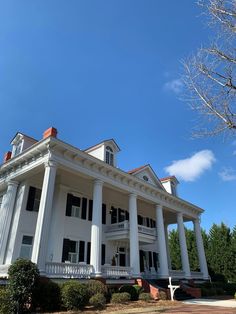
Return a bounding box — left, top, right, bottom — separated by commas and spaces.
102, 265, 132, 278
45, 262, 93, 278
105, 221, 156, 237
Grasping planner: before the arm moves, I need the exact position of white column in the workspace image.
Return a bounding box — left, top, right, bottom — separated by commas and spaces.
0, 180, 19, 264
90, 179, 103, 277
31, 160, 57, 273
129, 193, 140, 277
193, 217, 209, 279
156, 205, 169, 278
164, 223, 172, 270
177, 212, 191, 278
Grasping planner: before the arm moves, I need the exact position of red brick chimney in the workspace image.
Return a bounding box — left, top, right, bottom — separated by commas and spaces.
43, 127, 58, 139
3, 151, 12, 163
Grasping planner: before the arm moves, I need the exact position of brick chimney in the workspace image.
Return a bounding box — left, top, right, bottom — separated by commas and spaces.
3, 151, 12, 163
43, 127, 58, 139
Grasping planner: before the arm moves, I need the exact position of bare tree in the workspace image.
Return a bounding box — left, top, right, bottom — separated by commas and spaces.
183, 0, 236, 137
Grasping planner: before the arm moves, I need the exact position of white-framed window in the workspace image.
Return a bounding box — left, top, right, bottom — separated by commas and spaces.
19, 235, 33, 259
13, 141, 23, 157
105, 146, 114, 166
26, 186, 42, 212
71, 205, 81, 218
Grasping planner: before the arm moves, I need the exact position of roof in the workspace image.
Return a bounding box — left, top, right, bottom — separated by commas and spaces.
10, 132, 38, 145
127, 165, 148, 174
84, 138, 121, 152
160, 176, 179, 184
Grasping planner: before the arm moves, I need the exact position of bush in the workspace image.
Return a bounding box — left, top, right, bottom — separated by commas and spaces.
133, 284, 144, 295
119, 285, 138, 301
86, 280, 107, 298
0, 287, 13, 314
139, 292, 152, 301
8, 258, 40, 313
234, 292, 236, 300
32, 277, 61, 311
61, 280, 88, 310
89, 293, 106, 309
111, 292, 131, 303
158, 290, 167, 300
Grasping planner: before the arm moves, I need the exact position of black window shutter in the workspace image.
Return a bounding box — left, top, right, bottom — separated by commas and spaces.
146, 218, 150, 227
101, 244, 106, 265
111, 206, 117, 224
26, 186, 36, 211
66, 194, 73, 216
149, 251, 153, 268
87, 242, 91, 264
102, 204, 106, 224
73, 196, 81, 207
153, 252, 158, 271
88, 200, 93, 221
118, 208, 122, 222
153, 220, 156, 228
125, 211, 129, 221
62, 238, 70, 262
79, 241, 85, 262
138, 215, 143, 225
81, 198, 87, 220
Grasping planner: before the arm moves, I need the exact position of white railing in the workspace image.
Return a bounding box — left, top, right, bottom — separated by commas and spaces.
169, 270, 186, 278
45, 262, 93, 279
105, 221, 129, 232
191, 271, 204, 279
106, 221, 156, 237
138, 225, 156, 236
102, 265, 132, 278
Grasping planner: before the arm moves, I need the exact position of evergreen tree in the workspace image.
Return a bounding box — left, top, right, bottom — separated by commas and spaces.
169, 229, 181, 270
185, 229, 199, 271
231, 225, 236, 281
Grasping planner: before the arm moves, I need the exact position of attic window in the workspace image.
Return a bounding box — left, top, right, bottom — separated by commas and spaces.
143, 175, 149, 182
105, 146, 114, 166
13, 140, 23, 157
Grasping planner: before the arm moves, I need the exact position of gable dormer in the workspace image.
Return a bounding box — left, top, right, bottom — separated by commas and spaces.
160, 176, 179, 196
128, 164, 164, 190
84, 139, 120, 167
11, 133, 37, 157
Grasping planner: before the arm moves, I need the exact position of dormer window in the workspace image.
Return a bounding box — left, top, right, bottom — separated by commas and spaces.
105, 146, 114, 166
13, 141, 22, 157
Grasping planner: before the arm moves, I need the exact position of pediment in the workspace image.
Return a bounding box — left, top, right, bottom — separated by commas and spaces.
128, 164, 164, 190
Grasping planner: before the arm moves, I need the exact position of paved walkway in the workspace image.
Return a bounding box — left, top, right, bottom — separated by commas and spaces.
184, 298, 236, 308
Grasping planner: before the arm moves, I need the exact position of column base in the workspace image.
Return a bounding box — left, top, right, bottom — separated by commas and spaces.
132, 273, 141, 279
158, 273, 170, 279
92, 272, 102, 278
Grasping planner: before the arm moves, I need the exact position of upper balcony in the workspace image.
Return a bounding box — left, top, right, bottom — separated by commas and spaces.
105, 221, 157, 244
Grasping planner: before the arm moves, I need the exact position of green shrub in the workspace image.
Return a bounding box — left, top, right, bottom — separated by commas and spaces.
139, 292, 152, 301
89, 293, 106, 309
111, 292, 131, 303
61, 280, 88, 310
0, 287, 13, 314
133, 284, 144, 295
158, 290, 167, 300
222, 283, 236, 296
8, 258, 40, 313
32, 277, 61, 311
86, 279, 107, 298
119, 285, 138, 301
234, 292, 236, 300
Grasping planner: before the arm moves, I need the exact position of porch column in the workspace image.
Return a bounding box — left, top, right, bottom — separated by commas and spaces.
90, 179, 103, 277
164, 224, 172, 270
129, 193, 140, 277
0, 180, 19, 264
177, 212, 191, 278
193, 217, 209, 279
31, 160, 57, 273
156, 205, 169, 278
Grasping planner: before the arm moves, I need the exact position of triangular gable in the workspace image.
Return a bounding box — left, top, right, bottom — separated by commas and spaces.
84, 138, 120, 153
128, 164, 164, 190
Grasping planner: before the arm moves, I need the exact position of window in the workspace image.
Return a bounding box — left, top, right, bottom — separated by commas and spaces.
26, 187, 42, 212
66, 194, 87, 219
171, 182, 176, 196
143, 175, 149, 182
102, 204, 106, 224
62, 239, 85, 263
110, 206, 129, 224
14, 141, 22, 156
19, 235, 33, 259
105, 146, 114, 166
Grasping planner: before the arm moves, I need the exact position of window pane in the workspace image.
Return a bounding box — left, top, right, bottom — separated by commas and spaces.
22, 235, 33, 245
19, 246, 32, 259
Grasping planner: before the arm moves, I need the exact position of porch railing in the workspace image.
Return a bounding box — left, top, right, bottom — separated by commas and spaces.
45, 262, 93, 278
191, 271, 204, 279
105, 221, 156, 237
102, 265, 132, 278
169, 270, 186, 278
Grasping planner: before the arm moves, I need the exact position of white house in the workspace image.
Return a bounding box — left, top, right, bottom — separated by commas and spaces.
0, 127, 209, 281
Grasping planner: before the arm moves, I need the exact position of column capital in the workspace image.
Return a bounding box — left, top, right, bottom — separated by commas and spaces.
129, 193, 137, 199
45, 159, 58, 168
177, 212, 183, 219
94, 179, 103, 186
193, 216, 201, 224
156, 204, 163, 210
6, 180, 19, 188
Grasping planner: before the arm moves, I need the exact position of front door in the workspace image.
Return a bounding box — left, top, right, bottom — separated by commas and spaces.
118, 247, 126, 266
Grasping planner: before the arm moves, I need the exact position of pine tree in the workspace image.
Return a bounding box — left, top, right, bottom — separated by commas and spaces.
169, 229, 181, 270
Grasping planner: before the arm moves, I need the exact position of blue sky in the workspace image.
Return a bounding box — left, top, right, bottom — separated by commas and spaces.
0, 1, 235, 231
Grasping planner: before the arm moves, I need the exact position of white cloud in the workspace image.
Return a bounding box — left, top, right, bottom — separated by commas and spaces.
165, 150, 216, 182
163, 78, 184, 94
218, 167, 236, 181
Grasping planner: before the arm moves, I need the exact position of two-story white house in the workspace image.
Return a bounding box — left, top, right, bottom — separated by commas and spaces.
0, 127, 209, 282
